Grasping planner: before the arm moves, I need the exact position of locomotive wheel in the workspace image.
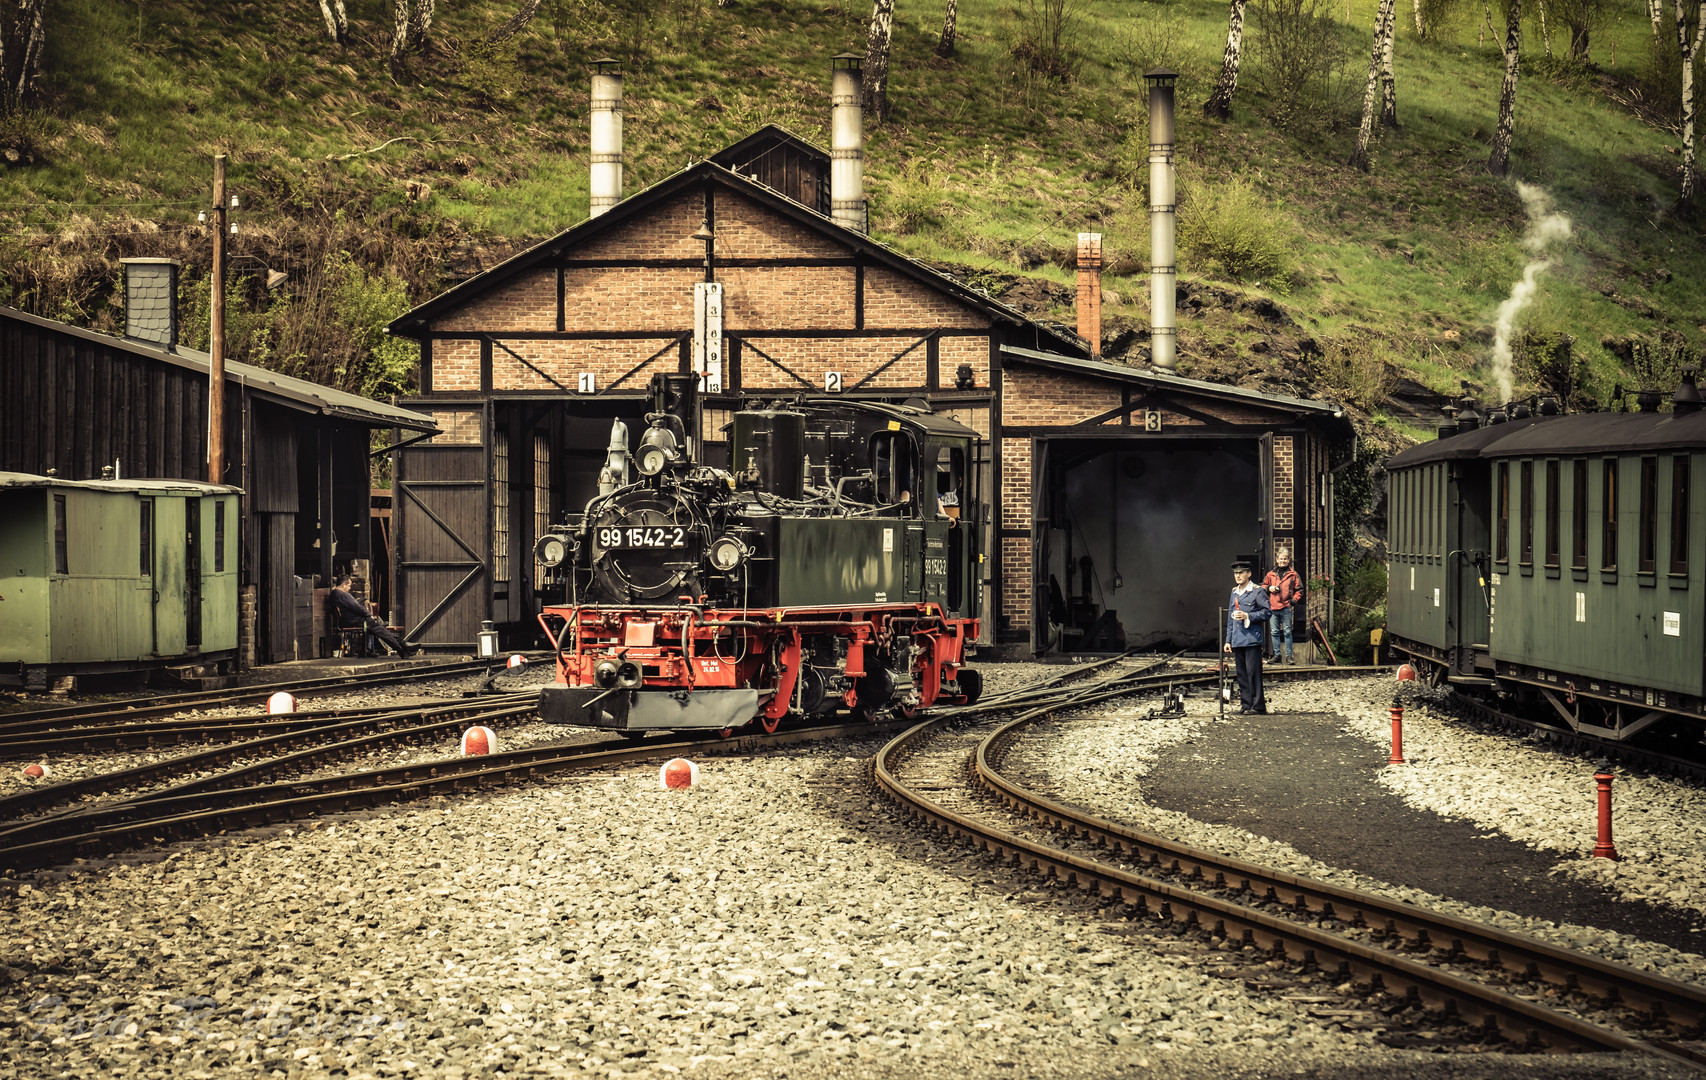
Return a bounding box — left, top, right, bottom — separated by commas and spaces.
759, 714, 782, 735
957, 668, 983, 706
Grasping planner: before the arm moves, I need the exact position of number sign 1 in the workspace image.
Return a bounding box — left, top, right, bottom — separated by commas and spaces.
578, 372, 597, 394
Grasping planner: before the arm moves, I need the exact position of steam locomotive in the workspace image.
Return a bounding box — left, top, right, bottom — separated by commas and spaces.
533, 373, 984, 735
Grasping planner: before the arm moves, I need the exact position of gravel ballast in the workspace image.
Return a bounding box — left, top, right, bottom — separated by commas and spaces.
1, 664, 1702, 1079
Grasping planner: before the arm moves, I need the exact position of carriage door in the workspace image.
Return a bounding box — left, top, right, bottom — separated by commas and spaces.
183, 497, 203, 651
935, 444, 968, 614
1451, 461, 1493, 671
394, 402, 489, 649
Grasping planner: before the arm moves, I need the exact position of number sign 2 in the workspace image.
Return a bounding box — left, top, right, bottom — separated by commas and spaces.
825, 371, 843, 393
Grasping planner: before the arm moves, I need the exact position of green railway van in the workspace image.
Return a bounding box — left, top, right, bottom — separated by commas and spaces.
0, 472, 240, 688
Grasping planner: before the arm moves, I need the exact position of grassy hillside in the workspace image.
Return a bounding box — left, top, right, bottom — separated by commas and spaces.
1, 0, 1703, 436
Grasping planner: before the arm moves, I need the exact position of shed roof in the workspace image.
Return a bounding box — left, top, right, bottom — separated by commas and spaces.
0, 305, 438, 433
999, 345, 1354, 429
387, 159, 1081, 355
1388, 410, 1706, 467
0, 471, 242, 494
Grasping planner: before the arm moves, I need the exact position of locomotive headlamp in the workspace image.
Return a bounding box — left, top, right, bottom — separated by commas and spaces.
534, 533, 573, 568
616, 660, 644, 688
636, 425, 681, 476
708, 535, 748, 572
594, 659, 621, 688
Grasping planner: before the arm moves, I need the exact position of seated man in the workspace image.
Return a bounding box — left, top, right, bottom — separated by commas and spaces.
329, 574, 414, 658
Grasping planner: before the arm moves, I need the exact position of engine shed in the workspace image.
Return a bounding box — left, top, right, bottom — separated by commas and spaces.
385, 66, 1354, 656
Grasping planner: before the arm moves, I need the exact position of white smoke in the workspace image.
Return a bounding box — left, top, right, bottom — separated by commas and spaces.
1490, 183, 1572, 404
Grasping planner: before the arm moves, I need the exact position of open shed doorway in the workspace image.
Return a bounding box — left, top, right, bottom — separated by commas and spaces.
1036, 436, 1267, 654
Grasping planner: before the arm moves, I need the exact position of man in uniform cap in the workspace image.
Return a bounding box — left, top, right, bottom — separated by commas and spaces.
1224, 559, 1272, 714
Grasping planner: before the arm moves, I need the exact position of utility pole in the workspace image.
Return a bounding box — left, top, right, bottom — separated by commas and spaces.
209, 154, 227, 485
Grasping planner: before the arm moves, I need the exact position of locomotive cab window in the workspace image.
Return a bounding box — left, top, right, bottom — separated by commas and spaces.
871, 431, 918, 513
1639, 456, 1658, 577
934, 445, 964, 520
1671, 454, 1690, 579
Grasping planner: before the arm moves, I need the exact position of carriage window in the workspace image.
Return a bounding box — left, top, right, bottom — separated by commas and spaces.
53, 494, 68, 575
214, 500, 226, 573
1496, 463, 1510, 564
1639, 456, 1658, 574
1602, 459, 1618, 571
1571, 460, 1588, 569
1544, 460, 1560, 567
140, 498, 153, 577
1519, 461, 1534, 566
1671, 455, 1690, 576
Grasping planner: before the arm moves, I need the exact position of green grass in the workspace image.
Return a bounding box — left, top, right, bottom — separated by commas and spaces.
0, 0, 1702, 411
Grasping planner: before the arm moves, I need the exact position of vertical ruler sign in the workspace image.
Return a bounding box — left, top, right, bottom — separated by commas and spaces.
693, 282, 724, 393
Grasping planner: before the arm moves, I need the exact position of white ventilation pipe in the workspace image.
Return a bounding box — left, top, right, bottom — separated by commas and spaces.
1147, 68, 1178, 370
830, 53, 866, 233
590, 59, 624, 218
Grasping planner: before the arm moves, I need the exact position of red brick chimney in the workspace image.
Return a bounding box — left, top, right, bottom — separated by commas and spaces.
1076, 232, 1102, 358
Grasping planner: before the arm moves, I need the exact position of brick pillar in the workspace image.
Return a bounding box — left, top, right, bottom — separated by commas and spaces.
1076, 232, 1102, 358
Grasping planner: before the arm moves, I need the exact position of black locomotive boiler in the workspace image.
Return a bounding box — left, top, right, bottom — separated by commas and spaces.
1385, 374, 1706, 739
534, 374, 984, 735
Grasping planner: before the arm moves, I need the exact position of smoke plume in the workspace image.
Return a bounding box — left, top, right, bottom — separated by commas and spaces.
1489, 183, 1572, 404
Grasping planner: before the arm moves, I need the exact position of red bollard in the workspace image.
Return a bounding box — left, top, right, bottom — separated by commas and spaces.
1388, 700, 1406, 765
1592, 763, 1620, 860
1396, 663, 1417, 682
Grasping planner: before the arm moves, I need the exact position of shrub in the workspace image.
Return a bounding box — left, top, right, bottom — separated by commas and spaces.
1310, 336, 1398, 411
1006, 0, 1085, 81
1248, 0, 1357, 134
1177, 175, 1304, 285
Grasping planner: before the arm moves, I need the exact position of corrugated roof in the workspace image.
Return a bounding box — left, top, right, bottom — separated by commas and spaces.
0, 471, 242, 494
1388, 410, 1706, 467
0, 305, 438, 433
999, 345, 1352, 420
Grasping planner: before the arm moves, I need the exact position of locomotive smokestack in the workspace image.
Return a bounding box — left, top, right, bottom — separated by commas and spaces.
589, 58, 624, 218
1146, 68, 1178, 371
1077, 232, 1102, 358
830, 53, 866, 234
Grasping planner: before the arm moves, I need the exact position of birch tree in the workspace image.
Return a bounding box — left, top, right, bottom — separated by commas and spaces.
1349, 0, 1397, 170
1202, 0, 1249, 118
937, 0, 959, 56
487, 0, 545, 44
1487, 0, 1521, 177
391, 0, 435, 65
1380, 0, 1398, 127
0, 0, 47, 113
863, 0, 896, 121
317, 0, 348, 45
1674, 0, 1706, 208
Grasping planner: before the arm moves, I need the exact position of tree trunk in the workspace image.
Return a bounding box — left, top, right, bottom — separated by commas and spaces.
863, 0, 895, 122
937, 0, 958, 56
1650, 0, 1665, 41
487, 0, 545, 44
1350, 0, 1396, 170
1677, 0, 1706, 208
1488, 0, 1521, 177
317, 0, 348, 45
1537, 0, 1552, 57
6, 0, 47, 108
1380, 0, 1399, 128
1202, 0, 1248, 119
391, 0, 412, 61
411, 0, 435, 44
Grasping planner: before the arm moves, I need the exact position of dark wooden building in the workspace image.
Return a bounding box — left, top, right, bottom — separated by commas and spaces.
0, 259, 438, 664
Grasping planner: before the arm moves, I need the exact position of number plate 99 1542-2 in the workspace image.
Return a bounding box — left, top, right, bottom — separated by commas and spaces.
597, 525, 689, 549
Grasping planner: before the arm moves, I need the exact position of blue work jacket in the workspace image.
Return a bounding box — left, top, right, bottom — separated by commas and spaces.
1226, 584, 1272, 648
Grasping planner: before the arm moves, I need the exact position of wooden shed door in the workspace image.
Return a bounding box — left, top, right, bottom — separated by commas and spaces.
396, 403, 489, 648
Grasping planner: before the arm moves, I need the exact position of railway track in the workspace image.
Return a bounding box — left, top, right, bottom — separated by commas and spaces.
0, 655, 542, 738
874, 682, 1706, 1070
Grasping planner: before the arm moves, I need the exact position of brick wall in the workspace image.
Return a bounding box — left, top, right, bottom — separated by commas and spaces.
1274, 434, 1294, 531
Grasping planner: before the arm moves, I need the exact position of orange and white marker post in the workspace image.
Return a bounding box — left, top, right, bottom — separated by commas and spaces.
266, 691, 297, 715
660, 759, 699, 789
462, 726, 497, 756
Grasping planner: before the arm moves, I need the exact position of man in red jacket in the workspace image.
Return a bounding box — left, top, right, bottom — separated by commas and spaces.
1263, 548, 1304, 664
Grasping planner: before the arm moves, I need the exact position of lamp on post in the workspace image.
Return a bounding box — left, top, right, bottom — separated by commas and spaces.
478, 620, 499, 659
